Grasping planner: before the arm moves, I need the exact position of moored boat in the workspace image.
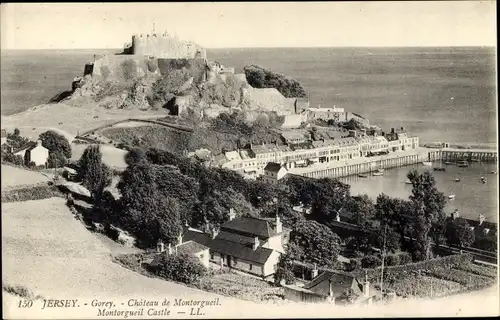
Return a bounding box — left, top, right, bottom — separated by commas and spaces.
444, 161, 454, 165
422, 161, 432, 166
358, 174, 368, 178
448, 194, 455, 200
433, 167, 446, 171
454, 178, 461, 182
457, 160, 469, 168
372, 172, 384, 176
405, 179, 412, 184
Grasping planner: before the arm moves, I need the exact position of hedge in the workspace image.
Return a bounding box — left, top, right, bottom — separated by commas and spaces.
428, 267, 494, 287
453, 262, 498, 279
353, 253, 474, 282
2, 184, 64, 203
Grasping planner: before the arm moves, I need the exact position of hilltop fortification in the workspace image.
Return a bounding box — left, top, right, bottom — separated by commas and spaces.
124, 32, 207, 59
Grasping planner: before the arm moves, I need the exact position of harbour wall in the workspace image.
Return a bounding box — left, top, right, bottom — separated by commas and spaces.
291, 148, 497, 179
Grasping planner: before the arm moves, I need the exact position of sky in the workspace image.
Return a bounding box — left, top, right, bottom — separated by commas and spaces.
0, 2, 496, 49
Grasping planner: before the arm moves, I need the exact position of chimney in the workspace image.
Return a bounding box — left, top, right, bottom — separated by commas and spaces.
400, 127, 404, 132
391, 128, 395, 134
275, 215, 283, 234
382, 132, 385, 136
211, 226, 220, 239
253, 237, 260, 250
336, 212, 341, 222
37, 139, 43, 147
479, 214, 485, 226
229, 208, 236, 221
328, 278, 334, 299
157, 240, 165, 253
311, 264, 319, 279
363, 273, 370, 297
451, 209, 460, 220
204, 222, 211, 234
167, 243, 173, 255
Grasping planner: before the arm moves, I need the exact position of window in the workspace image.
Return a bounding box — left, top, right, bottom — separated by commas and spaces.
200, 254, 204, 259
210, 253, 214, 260
249, 264, 253, 271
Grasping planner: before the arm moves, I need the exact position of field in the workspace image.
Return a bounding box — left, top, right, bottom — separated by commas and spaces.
71, 144, 128, 169
2, 197, 250, 318
1, 164, 50, 190
0, 101, 167, 141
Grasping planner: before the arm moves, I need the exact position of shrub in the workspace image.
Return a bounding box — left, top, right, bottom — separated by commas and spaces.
147, 253, 207, 285
384, 254, 401, 266
345, 258, 361, 272
398, 252, 413, 265
3, 284, 44, 300
361, 255, 382, 268
243, 65, 307, 98
2, 185, 64, 203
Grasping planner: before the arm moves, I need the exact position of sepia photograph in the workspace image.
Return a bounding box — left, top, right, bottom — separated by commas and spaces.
1, 1, 498, 318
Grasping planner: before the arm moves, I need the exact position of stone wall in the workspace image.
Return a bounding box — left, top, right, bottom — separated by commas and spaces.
90, 55, 207, 82
131, 33, 206, 59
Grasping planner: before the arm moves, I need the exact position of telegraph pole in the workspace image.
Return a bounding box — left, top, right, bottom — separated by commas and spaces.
380, 224, 388, 295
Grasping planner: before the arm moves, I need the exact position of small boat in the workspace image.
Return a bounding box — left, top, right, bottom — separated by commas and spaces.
491, 171, 497, 174
457, 160, 469, 168
358, 174, 368, 178
454, 178, 461, 182
422, 161, 432, 166
433, 167, 446, 172
470, 159, 480, 163
372, 172, 384, 176
448, 194, 456, 200
405, 179, 412, 184
444, 161, 455, 165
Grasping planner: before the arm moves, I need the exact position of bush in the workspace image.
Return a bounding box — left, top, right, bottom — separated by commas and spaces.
243, 65, 307, 98
3, 284, 44, 300
2, 185, 64, 203
384, 254, 401, 266
147, 253, 207, 285
345, 258, 361, 272
398, 252, 413, 265
361, 255, 382, 268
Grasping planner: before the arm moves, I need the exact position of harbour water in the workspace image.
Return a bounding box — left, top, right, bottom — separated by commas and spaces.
341, 162, 498, 223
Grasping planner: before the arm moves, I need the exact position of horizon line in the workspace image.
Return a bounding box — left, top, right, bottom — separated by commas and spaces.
1, 45, 496, 51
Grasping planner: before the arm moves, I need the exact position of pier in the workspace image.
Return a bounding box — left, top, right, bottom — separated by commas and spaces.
428, 148, 498, 163
288, 147, 498, 179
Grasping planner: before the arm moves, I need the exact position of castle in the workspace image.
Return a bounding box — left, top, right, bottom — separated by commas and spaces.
123, 31, 207, 59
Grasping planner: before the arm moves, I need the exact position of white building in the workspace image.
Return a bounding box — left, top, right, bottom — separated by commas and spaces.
263, 162, 288, 184
14, 140, 49, 167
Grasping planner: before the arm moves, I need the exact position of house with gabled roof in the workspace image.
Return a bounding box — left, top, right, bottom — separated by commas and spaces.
13, 140, 49, 167
182, 210, 291, 278
263, 162, 288, 184
284, 270, 380, 305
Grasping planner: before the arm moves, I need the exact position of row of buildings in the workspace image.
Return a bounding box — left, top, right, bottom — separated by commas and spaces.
201, 127, 419, 179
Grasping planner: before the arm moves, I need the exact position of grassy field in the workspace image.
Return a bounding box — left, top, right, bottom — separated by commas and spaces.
71, 144, 127, 169
1, 164, 50, 190
2, 197, 242, 319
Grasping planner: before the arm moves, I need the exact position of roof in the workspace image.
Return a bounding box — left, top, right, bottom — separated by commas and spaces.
225, 151, 241, 161
221, 216, 278, 239
177, 240, 208, 255
239, 149, 254, 160
304, 270, 363, 298
213, 154, 228, 166
264, 162, 284, 173
281, 131, 307, 142
13, 141, 37, 154
183, 230, 275, 264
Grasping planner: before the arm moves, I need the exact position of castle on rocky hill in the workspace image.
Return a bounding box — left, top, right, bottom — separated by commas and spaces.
122, 31, 207, 60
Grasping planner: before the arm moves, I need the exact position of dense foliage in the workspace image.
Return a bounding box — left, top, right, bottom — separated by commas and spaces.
39, 130, 72, 159
77, 145, 112, 203
243, 65, 307, 98
445, 217, 475, 247
147, 253, 207, 284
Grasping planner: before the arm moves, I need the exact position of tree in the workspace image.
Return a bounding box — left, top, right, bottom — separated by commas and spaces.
375, 194, 413, 250
77, 145, 112, 203
47, 151, 67, 169
361, 255, 382, 268
274, 252, 296, 285
124, 147, 146, 166
118, 162, 182, 247
289, 220, 341, 267
39, 130, 72, 159
345, 194, 376, 228
445, 218, 475, 247
374, 225, 401, 253
406, 170, 446, 261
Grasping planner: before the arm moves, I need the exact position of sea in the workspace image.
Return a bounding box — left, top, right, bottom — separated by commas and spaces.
1, 47, 497, 221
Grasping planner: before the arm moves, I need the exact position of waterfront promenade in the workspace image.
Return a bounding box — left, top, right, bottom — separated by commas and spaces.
288, 147, 497, 179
